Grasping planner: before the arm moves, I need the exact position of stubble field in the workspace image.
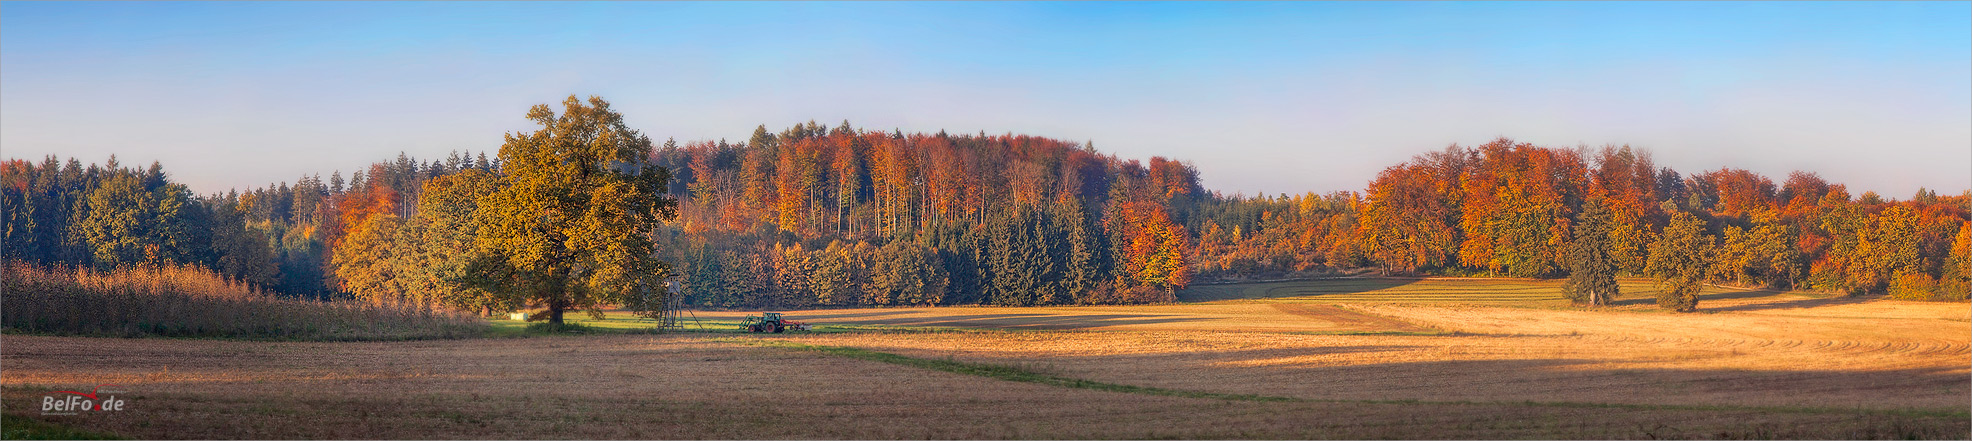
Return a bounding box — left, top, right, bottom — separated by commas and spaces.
4, 278, 1967, 439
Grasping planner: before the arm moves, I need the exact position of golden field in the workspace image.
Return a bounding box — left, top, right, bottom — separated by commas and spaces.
3, 279, 1967, 439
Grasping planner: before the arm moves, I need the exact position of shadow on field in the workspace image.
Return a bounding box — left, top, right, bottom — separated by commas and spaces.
1176, 278, 1423, 302
1606, 287, 1790, 307
785, 311, 925, 320
1702, 294, 1878, 312
1206, 357, 1971, 413
798, 312, 1210, 330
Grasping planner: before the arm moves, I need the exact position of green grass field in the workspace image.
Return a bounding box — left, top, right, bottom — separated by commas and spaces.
483, 310, 902, 336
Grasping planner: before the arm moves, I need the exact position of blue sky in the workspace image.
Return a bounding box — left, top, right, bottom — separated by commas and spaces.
3, 1, 1966, 198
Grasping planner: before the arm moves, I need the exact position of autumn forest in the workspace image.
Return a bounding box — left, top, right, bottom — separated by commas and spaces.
4, 98, 1967, 319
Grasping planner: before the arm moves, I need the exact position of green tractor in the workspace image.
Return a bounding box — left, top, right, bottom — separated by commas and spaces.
741, 312, 811, 333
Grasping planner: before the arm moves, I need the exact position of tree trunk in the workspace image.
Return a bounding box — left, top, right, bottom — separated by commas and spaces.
549, 302, 566, 325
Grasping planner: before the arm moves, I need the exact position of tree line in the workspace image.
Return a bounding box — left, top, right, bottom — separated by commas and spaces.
1187, 140, 1970, 309
1, 145, 500, 298
5, 96, 676, 324
6, 103, 1965, 315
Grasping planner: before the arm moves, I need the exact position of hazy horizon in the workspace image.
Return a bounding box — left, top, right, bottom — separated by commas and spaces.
3, 1, 1966, 198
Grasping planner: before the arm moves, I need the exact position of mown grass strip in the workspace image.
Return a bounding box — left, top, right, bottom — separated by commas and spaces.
746, 339, 1970, 419
749, 340, 1295, 402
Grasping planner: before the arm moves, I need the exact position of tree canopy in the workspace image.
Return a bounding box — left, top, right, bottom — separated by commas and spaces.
473, 95, 679, 324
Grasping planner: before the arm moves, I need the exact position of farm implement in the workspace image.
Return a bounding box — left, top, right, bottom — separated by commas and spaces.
742, 312, 812, 333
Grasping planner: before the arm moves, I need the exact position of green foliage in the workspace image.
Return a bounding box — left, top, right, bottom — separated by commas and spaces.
2, 413, 124, 440
206, 203, 281, 289
396, 170, 516, 313
1886, 270, 1939, 300
680, 243, 735, 307
869, 240, 947, 305
522, 321, 594, 334
1941, 223, 1971, 301
1057, 200, 1110, 303
1711, 216, 1803, 290
986, 209, 1060, 306
1648, 209, 1714, 312
1563, 201, 1619, 306
808, 242, 856, 305
74, 172, 198, 268
330, 213, 402, 302
472, 96, 678, 324
1850, 205, 1923, 294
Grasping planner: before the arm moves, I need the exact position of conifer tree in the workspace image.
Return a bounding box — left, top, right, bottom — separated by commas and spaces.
1648, 208, 1714, 312
1564, 201, 1619, 306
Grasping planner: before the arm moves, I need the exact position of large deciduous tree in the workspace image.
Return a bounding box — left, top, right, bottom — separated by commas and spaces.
1358, 146, 1467, 273
331, 213, 403, 302
474, 95, 678, 324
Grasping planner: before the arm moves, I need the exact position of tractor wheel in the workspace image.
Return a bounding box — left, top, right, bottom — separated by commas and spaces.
749, 324, 762, 333
772, 324, 785, 333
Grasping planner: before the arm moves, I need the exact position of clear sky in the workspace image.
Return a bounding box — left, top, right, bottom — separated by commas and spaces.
3, 1, 1967, 198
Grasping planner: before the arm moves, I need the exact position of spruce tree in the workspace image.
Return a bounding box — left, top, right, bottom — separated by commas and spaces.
1563, 201, 1619, 306
1647, 208, 1713, 312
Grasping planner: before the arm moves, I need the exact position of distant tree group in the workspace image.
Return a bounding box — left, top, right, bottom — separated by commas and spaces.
2, 156, 291, 291
0, 147, 507, 301
1188, 138, 1970, 310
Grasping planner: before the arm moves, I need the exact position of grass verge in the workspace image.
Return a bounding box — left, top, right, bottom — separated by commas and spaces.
747, 339, 1971, 419
1, 414, 122, 440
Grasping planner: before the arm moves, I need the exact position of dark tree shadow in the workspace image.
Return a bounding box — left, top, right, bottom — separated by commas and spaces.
1176, 278, 1425, 302
1607, 287, 1794, 307
1702, 294, 1878, 312
807, 312, 1210, 330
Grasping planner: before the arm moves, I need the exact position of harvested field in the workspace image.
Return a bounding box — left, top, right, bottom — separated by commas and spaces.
3, 278, 1967, 439
4, 333, 1962, 439
685, 302, 1437, 334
